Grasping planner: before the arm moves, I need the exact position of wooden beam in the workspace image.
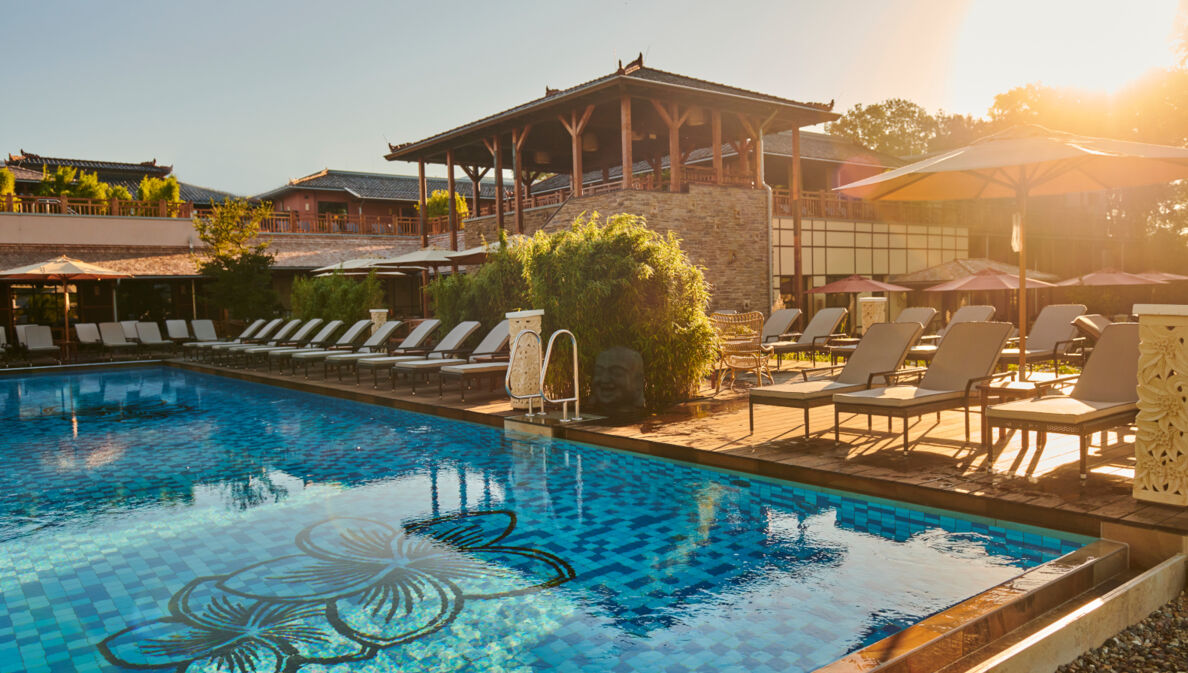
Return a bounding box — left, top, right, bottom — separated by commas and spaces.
492, 136, 505, 231
446, 149, 458, 251
558, 105, 595, 197
791, 127, 804, 310
711, 109, 722, 184
511, 125, 531, 234
417, 159, 428, 247
620, 92, 633, 189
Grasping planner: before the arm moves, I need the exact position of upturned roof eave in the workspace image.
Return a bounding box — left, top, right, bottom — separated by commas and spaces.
384, 74, 838, 164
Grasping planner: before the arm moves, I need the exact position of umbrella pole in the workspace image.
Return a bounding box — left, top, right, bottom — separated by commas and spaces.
1016, 193, 1028, 380
63, 281, 71, 345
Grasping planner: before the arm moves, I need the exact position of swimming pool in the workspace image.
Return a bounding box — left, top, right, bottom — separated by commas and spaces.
0, 366, 1089, 672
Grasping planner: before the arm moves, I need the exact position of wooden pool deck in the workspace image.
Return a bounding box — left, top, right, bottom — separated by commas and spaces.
168, 358, 1188, 560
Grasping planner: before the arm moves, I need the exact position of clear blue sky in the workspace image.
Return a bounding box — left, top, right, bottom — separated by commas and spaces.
3, 0, 1180, 195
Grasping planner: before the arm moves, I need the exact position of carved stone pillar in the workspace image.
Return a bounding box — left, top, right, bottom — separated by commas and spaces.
506, 309, 544, 410
1133, 304, 1188, 505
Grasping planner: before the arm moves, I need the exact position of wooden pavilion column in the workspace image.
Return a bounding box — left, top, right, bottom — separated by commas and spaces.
461, 164, 490, 224
620, 93, 633, 189
417, 159, 428, 247
711, 110, 723, 184
446, 149, 458, 250
650, 99, 691, 192
511, 125, 532, 234
483, 135, 505, 232
739, 113, 774, 188
559, 104, 595, 197
791, 127, 805, 309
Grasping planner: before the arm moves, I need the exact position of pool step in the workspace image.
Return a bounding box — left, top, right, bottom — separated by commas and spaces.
940, 553, 1186, 673
815, 540, 1129, 673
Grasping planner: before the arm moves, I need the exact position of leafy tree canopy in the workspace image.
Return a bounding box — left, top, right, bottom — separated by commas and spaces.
193, 198, 277, 319
138, 175, 181, 202
417, 189, 469, 220
0, 167, 13, 196
193, 198, 272, 261
34, 166, 130, 200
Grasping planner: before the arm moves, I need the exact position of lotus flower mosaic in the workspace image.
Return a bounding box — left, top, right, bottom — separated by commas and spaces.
99, 510, 575, 672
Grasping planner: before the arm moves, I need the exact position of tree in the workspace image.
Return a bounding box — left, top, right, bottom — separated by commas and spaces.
417, 189, 469, 219
193, 198, 277, 319
34, 166, 130, 200
138, 175, 181, 202
826, 99, 939, 157
0, 167, 13, 196
291, 271, 384, 325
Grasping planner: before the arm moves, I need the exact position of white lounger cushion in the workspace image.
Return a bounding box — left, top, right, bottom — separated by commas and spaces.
325, 351, 390, 362
750, 379, 865, 402
834, 386, 964, 408
393, 358, 467, 370
986, 397, 1136, 424
358, 355, 425, 366
440, 362, 508, 375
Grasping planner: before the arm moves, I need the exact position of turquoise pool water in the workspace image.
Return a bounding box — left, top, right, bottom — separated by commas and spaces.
0, 367, 1088, 672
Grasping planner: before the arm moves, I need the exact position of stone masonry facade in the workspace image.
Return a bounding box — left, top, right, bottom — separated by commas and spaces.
464, 184, 771, 312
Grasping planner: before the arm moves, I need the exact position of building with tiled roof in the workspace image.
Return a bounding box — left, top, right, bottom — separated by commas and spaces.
4, 151, 238, 205
255, 169, 500, 220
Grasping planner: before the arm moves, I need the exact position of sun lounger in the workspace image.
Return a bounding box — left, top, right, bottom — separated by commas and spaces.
135, 322, 175, 354
984, 322, 1138, 479
397, 320, 511, 395
762, 308, 802, 343
907, 305, 995, 362
215, 318, 303, 364
766, 307, 848, 367
205, 318, 284, 361
165, 319, 191, 343
191, 319, 219, 342
749, 322, 923, 436
282, 319, 375, 377
229, 318, 324, 366
99, 322, 139, 359
347, 319, 442, 384
22, 325, 60, 364
119, 320, 140, 343
74, 323, 103, 358
251, 319, 343, 370
829, 307, 936, 363
832, 322, 1013, 450
320, 321, 407, 380
358, 320, 480, 389
1001, 304, 1086, 373
184, 318, 266, 360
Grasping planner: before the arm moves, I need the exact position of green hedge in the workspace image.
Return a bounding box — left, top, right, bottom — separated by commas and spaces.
428, 214, 716, 408
291, 271, 384, 325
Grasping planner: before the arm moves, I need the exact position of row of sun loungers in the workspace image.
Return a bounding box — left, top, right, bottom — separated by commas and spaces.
191, 315, 514, 400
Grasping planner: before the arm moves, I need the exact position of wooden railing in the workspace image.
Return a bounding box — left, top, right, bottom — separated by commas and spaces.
190, 210, 453, 237
1, 194, 193, 218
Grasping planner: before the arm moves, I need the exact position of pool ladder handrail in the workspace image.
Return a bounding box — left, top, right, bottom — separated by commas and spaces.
540, 329, 581, 422
505, 328, 544, 416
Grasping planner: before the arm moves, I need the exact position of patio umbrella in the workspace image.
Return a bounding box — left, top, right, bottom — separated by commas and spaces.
373, 249, 456, 317
1057, 268, 1166, 287
807, 274, 910, 294
836, 124, 1188, 374
313, 269, 406, 278
924, 269, 1056, 292
311, 257, 385, 274
0, 255, 130, 343
1138, 270, 1188, 282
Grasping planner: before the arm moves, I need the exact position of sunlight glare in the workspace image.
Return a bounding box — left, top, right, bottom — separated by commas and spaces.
946, 0, 1180, 113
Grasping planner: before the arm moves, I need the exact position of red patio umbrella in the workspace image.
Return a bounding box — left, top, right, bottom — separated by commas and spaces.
925, 269, 1056, 293
1057, 268, 1166, 287
807, 274, 910, 294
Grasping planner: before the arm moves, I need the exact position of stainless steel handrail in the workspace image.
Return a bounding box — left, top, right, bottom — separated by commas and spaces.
504, 329, 543, 416
541, 329, 581, 422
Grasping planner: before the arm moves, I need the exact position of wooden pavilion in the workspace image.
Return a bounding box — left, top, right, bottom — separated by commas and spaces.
385, 56, 838, 304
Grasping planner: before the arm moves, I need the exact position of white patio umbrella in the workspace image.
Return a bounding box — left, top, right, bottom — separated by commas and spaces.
311, 257, 386, 274
837, 124, 1188, 374
0, 256, 130, 343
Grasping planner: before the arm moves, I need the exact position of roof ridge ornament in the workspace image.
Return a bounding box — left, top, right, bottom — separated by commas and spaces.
623, 53, 644, 74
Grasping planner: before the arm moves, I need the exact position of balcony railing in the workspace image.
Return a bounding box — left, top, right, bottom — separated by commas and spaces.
1, 194, 193, 218
192, 210, 454, 237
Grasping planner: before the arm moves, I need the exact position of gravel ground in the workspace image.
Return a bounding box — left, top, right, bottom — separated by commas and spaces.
1057, 592, 1188, 673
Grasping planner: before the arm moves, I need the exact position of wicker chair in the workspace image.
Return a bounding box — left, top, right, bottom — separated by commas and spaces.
711, 311, 773, 392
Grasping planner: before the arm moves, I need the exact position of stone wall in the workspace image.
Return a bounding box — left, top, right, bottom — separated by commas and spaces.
546, 185, 771, 312
464, 205, 562, 247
